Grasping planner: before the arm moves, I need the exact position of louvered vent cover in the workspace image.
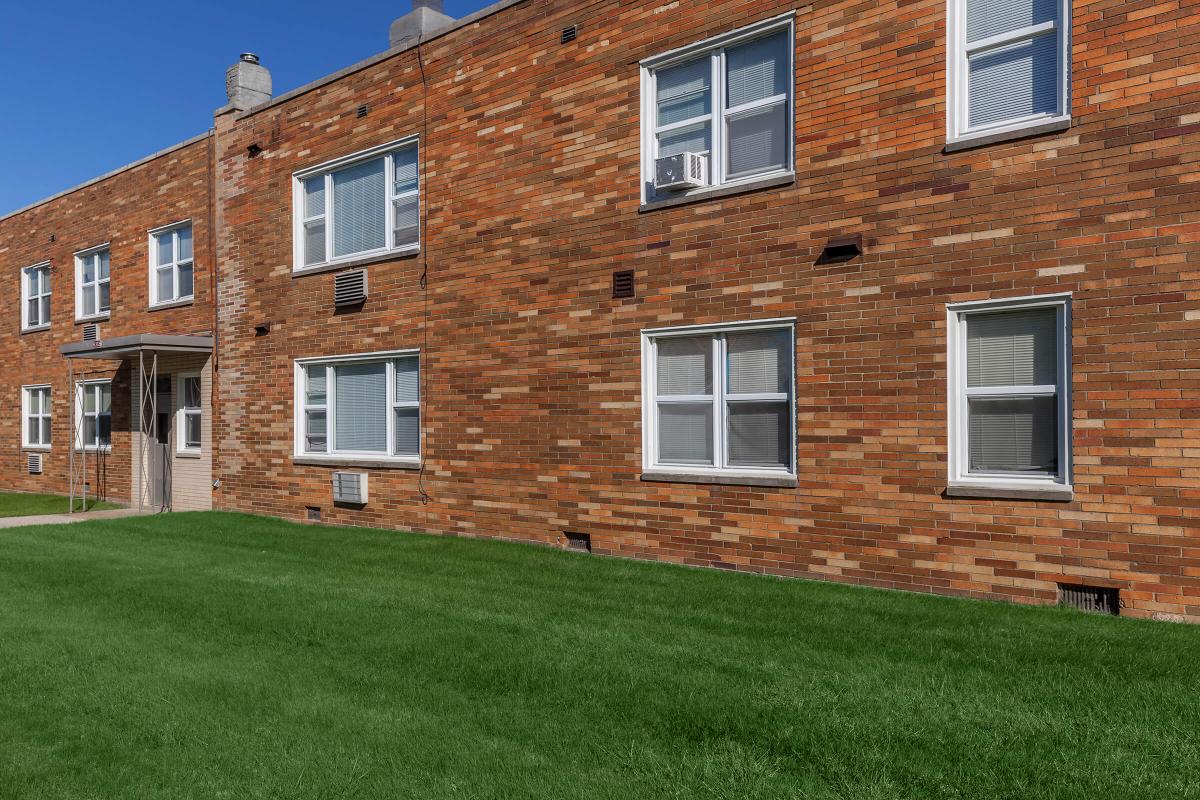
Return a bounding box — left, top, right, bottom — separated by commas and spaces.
1059, 583, 1120, 616
564, 531, 591, 553
82, 324, 99, 342
612, 270, 635, 299
561, 25, 578, 44
27, 453, 42, 475
332, 471, 368, 504
333, 270, 368, 306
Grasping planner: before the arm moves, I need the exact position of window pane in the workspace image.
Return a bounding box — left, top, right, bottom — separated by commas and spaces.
155, 232, 174, 267
83, 386, 96, 414
658, 402, 714, 465
305, 366, 327, 406
393, 147, 419, 194
98, 413, 111, 447
81, 255, 96, 284
393, 195, 420, 248
305, 410, 327, 452
657, 336, 712, 395
178, 262, 194, 298
332, 158, 387, 257
333, 362, 387, 452
99, 384, 111, 413
968, 396, 1058, 474
725, 30, 789, 108
394, 408, 420, 456
967, 307, 1058, 387
727, 329, 790, 394
83, 290, 96, 317
967, 0, 1057, 43
304, 220, 327, 266
185, 414, 201, 449
99, 281, 110, 312
39, 296, 50, 325
157, 267, 174, 302
726, 101, 788, 179
727, 401, 790, 469
178, 226, 193, 261
183, 377, 201, 409
99, 250, 110, 280
40, 418, 51, 445
657, 121, 711, 158
84, 416, 96, 446
968, 34, 1058, 128
394, 358, 419, 403
304, 176, 326, 218
656, 56, 711, 126
27, 298, 39, 326
28, 390, 40, 416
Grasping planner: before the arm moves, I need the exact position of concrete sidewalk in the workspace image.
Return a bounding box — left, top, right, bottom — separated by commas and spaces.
0, 507, 154, 529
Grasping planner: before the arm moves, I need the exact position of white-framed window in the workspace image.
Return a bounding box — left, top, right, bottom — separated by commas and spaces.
22, 385, 51, 449
75, 245, 111, 320
21, 261, 51, 331
75, 380, 112, 451
148, 221, 194, 306
947, 0, 1071, 145
293, 138, 420, 272
640, 14, 794, 203
294, 351, 420, 463
947, 294, 1072, 491
177, 372, 202, 454
641, 319, 795, 478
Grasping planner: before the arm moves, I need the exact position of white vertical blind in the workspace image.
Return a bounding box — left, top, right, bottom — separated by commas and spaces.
967, 308, 1057, 387
656, 336, 712, 395
334, 363, 387, 452
332, 158, 386, 257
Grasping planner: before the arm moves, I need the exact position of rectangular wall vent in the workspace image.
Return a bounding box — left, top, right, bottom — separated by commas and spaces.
357, 104, 369, 118
560, 25, 578, 44
306, 506, 321, 522
333, 269, 368, 306
27, 453, 42, 475
612, 270, 635, 299
564, 530, 592, 553
1059, 583, 1120, 616
82, 324, 99, 342
332, 471, 368, 504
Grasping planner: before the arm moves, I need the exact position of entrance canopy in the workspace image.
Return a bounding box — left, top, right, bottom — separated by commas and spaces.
60, 333, 213, 360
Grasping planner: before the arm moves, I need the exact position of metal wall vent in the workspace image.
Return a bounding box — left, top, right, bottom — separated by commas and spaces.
612, 270, 635, 299
560, 25, 578, 44
27, 453, 43, 475
306, 506, 321, 522
357, 104, 369, 118
82, 324, 99, 342
1059, 583, 1120, 616
564, 531, 591, 553
332, 471, 368, 505
333, 269, 368, 306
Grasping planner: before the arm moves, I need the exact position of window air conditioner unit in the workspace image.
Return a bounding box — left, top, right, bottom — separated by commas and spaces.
332, 471, 368, 504
654, 152, 707, 192
27, 453, 43, 475
333, 269, 368, 306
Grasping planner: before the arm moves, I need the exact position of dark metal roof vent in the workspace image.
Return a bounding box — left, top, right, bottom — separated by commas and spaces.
1059, 584, 1120, 616
564, 531, 591, 553
333, 269, 368, 307
82, 324, 99, 342
561, 25, 578, 44
612, 270, 635, 299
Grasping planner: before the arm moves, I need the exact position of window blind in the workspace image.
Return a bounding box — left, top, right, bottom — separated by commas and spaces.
657, 336, 712, 395
394, 409, 419, 456
659, 403, 713, 465
967, 308, 1057, 387
727, 402, 789, 468
969, 396, 1058, 473
656, 57, 711, 126
725, 31, 788, 108
968, 34, 1058, 128
394, 358, 419, 402
726, 104, 787, 178
334, 363, 387, 452
966, 0, 1056, 42
332, 158, 386, 257
727, 331, 790, 394
306, 366, 327, 405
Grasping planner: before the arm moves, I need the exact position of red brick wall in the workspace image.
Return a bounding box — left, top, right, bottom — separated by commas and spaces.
213, 0, 1200, 620
0, 136, 215, 503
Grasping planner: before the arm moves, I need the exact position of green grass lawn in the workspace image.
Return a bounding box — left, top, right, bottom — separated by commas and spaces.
0, 490, 119, 517
0, 513, 1196, 799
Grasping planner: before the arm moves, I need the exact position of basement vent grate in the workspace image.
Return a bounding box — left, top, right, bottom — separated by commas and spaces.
1059, 583, 1120, 616
306, 506, 321, 522
612, 270, 635, 299
561, 25, 578, 44
333, 269, 368, 306
82, 324, 99, 342
27, 453, 42, 475
357, 104, 369, 118
564, 531, 592, 553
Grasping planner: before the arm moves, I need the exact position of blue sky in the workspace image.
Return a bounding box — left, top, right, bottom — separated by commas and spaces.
0, 1, 492, 216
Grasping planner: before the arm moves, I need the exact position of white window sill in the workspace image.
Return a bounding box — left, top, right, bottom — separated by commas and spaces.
641, 470, 797, 488
148, 298, 195, 312
944, 116, 1071, 153
22, 445, 51, 452
293, 455, 421, 471
75, 447, 112, 455
640, 172, 795, 213
176, 449, 203, 459
75, 313, 111, 324
292, 245, 420, 277
21, 325, 50, 335
945, 480, 1074, 502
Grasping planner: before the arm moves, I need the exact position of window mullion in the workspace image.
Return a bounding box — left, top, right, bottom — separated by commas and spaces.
325, 365, 336, 455
385, 361, 395, 457
714, 334, 725, 469
712, 50, 725, 186
325, 173, 335, 259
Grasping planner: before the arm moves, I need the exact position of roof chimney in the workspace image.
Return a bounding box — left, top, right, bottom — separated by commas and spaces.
390, 0, 455, 49
225, 53, 272, 111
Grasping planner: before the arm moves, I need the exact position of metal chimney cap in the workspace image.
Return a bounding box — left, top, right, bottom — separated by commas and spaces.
240, 53, 260, 64
413, 0, 444, 10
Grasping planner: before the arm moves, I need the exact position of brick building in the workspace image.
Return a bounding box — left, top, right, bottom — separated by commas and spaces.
1, 0, 1197, 620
